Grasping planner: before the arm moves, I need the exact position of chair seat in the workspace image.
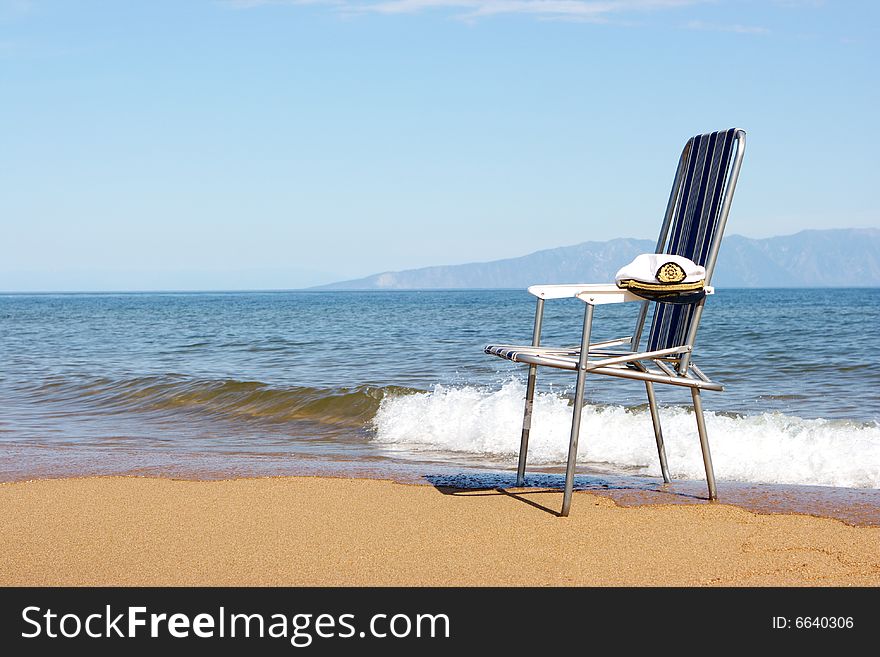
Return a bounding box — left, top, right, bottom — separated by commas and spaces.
485, 344, 579, 361
485, 343, 723, 391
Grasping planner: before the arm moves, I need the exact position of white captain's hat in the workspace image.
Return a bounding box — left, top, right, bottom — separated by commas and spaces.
615, 254, 706, 303
615, 253, 706, 286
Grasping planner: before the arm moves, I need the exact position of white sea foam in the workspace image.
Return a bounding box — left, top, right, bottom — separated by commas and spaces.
371, 380, 880, 489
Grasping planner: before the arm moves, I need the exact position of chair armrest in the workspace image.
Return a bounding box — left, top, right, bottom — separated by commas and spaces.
528, 283, 642, 305
528, 283, 714, 304
528, 283, 611, 299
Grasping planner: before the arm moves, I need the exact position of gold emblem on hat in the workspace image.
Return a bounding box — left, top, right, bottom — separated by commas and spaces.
656, 262, 686, 284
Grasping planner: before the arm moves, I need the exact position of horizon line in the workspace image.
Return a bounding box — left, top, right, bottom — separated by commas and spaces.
3, 285, 880, 295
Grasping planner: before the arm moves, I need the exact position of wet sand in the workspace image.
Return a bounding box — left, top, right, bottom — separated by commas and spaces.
1, 476, 878, 586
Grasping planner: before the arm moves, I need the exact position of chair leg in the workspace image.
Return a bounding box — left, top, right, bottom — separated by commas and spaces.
645, 381, 671, 483
516, 363, 538, 487
690, 387, 717, 500
516, 298, 544, 488
561, 303, 594, 517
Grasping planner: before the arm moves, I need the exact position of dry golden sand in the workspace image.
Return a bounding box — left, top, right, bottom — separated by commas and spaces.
0, 476, 878, 586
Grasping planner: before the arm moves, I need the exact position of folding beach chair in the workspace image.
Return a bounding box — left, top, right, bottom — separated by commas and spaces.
485, 128, 746, 516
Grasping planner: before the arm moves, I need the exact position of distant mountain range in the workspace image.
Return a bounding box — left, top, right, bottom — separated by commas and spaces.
314, 228, 880, 289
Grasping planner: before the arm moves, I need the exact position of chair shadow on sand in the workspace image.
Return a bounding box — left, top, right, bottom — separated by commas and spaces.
425, 472, 710, 518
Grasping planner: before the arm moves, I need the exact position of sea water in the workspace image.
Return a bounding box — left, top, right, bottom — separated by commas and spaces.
1, 289, 878, 488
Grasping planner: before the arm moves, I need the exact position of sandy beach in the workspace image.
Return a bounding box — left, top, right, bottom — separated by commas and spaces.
1, 476, 877, 586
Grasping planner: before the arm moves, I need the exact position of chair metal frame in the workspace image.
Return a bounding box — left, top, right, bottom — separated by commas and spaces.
485, 129, 746, 516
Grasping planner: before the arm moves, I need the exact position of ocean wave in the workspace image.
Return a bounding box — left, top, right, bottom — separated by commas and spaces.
24, 375, 417, 428
371, 380, 880, 489
16, 374, 880, 489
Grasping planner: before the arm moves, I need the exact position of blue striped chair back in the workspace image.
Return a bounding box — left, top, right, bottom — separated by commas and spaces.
647, 129, 739, 353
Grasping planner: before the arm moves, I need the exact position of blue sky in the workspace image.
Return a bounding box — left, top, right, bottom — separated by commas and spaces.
1, 0, 877, 290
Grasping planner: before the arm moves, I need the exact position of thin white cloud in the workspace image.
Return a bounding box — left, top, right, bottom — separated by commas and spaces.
229, 0, 708, 22
685, 19, 770, 35
773, 0, 824, 7
365, 1, 694, 17
226, 0, 344, 9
